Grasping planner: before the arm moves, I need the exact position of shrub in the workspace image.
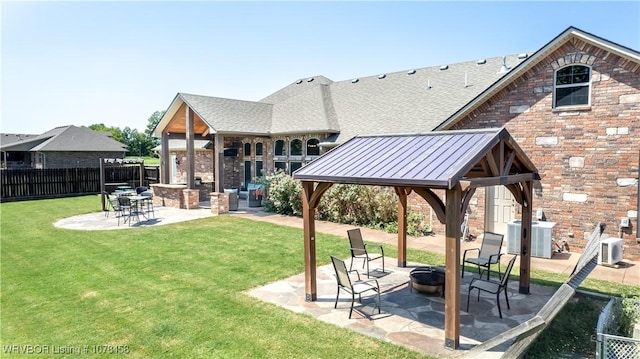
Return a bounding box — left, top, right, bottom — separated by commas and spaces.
261, 173, 426, 236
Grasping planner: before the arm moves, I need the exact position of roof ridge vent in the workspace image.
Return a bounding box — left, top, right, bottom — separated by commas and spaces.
427, 79, 432, 89
351, 78, 359, 83
306, 77, 314, 82
378, 74, 386, 79
440, 65, 449, 70
518, 53, 529, 59
295, 79, 303, 84
476, 59, 487, 65
407, 69, 416, 75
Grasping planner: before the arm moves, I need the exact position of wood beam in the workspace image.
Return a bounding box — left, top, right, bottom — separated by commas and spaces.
519, 180, 533, 294
461, 187, 476, 220
413, 187, 446, 224
502, 150, 516, 176
394, 187, 411, 267
161, 131, 170, 184
309, 183, 332, 208
459, 173, 536, 189
186, 106, 195, 189
444, 184, 461, 350
201, 127, 210, 137
484, 150, 500, 177
302, 181, 318, 301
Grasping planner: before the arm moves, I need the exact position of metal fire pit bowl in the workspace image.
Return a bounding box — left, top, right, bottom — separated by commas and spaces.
409, 266, 446, 296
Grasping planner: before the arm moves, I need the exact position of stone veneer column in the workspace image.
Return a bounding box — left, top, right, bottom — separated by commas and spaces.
183, 189, 200, 209
209, 192, 230, 215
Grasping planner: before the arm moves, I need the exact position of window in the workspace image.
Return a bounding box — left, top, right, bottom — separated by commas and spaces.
244, 161, 252, 188
244, 143, 251, 157
255, 161, 263, 178
275, 162, 287, 173
290, 139, 302, 156
255, 142, 263, 156
275, 140, 286, 156
554, 65, 590, 107
306, 138, 320, 156
290, 161, 303, 173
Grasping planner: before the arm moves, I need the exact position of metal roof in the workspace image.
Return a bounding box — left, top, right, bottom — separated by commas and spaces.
293, 128, 537, 189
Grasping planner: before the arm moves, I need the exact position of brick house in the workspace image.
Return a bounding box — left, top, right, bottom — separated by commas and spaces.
153, 27, 639, 259
0, 125, 126, 169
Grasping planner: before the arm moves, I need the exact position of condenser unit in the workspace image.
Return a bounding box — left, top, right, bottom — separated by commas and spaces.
598, 237, 624, 266
507, 220, 556, 259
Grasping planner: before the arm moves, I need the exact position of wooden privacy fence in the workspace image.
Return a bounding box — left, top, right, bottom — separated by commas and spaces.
0, 167, 159, 202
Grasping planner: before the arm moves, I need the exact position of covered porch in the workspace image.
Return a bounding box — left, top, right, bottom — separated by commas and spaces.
292, 128, 540, 350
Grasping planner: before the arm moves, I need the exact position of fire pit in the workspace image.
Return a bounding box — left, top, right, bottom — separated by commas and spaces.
409, 266, 445, 296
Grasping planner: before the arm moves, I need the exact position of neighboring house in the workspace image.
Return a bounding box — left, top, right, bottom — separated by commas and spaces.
0, 125, 126, 169
152, 26, 639, 259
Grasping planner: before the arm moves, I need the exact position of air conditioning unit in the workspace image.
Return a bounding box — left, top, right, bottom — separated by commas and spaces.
598, 237, 624, 266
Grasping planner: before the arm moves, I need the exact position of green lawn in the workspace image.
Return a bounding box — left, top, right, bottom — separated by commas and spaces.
1, 196, 432, 358
1, 196, 638, 358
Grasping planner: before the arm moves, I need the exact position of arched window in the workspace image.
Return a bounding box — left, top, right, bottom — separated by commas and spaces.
244, 142, 251, 157
554, 65, 590, 107
306, 138, 320, 156
255, 142, 263, 156
275, 140, 286, 156
290, 139, 302, 156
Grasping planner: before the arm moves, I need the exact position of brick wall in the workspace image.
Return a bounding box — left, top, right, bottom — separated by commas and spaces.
448, 41, 640, 259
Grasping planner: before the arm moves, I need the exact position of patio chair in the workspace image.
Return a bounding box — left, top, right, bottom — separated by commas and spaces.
462, 231, 504, 280
347, 228, 384, 278
117, 196, 140, 226
330, 255, 381, 319
107, 196, 123, 220
466, 254, 517, 319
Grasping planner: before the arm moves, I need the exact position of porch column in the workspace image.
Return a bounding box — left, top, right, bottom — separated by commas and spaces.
302, 181, 317, 301
161, 131, 170, 184
444, 184, 461, 350
185, 106, 195, 189
214, 134, 223, 193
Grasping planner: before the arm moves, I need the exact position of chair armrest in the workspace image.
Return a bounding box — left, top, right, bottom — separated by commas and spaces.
463, 248, 480, 261
347, 269, 362, 281
487, 253, 501, 264
364, 244, 384, 254
359, 278, 379, 289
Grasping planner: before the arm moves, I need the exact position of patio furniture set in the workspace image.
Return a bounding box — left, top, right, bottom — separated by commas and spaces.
102, 186, 155, 226
331, 229, 518, 319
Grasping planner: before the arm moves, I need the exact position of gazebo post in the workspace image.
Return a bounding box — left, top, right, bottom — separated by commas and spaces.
302, 181, 317, 301
519, 180, 533, 294
444, 184, 461, 350
395, 187, 409, 267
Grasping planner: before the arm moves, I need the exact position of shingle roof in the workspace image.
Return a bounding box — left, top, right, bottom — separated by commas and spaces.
180, 93, 273, 134
293, 128, 538, 189
0, 126, 126, 152
158, 55, 526, 141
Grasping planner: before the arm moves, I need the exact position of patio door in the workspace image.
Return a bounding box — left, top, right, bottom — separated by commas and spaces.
486, 186, 515, 235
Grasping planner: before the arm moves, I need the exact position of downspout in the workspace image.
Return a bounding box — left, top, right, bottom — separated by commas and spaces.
637, 149, 639, 239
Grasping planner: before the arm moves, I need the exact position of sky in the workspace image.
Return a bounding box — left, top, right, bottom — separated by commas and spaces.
1, 1, 639, 135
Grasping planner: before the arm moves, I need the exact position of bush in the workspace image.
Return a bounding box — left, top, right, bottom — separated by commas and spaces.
260, 173, 426, 236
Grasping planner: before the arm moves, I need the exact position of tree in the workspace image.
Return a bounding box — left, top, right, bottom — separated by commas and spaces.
90, 110, 164, 157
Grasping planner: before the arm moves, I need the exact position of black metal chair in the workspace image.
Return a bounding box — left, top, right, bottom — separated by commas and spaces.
466, 254, 518, 319
347, 228, 384, 278
117, 196, 140, 226
330, 255, 380, 319
462, 232, 504, 279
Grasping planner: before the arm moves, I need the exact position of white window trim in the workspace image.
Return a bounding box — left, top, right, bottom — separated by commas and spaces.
553, 64, 592, 109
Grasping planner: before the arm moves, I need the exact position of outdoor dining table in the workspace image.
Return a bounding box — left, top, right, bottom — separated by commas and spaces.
128, 195, 153, 219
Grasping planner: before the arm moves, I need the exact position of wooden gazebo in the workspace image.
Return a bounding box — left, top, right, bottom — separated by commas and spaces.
292, 127, 540, 350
